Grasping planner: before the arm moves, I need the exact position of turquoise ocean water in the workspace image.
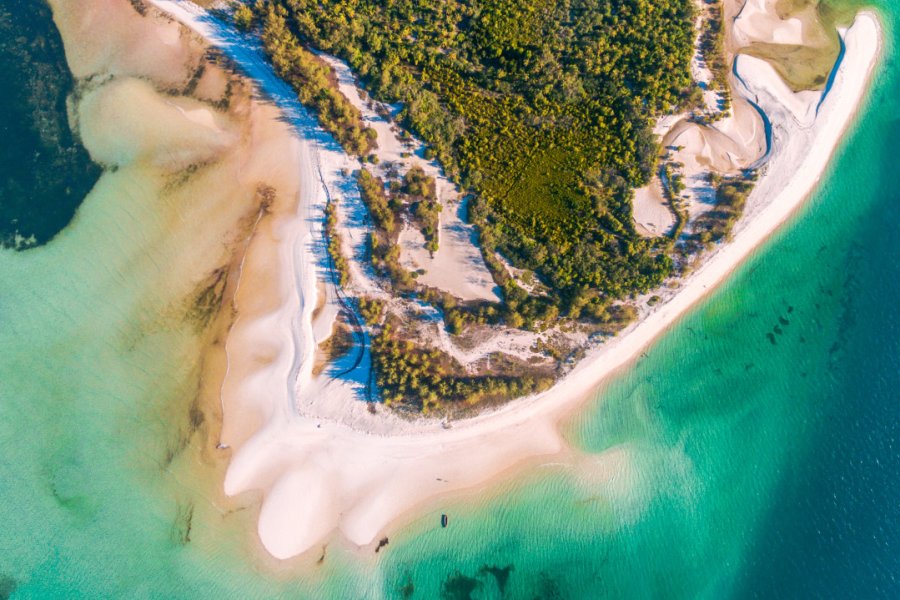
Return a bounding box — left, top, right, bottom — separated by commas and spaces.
0, 0, 896, 597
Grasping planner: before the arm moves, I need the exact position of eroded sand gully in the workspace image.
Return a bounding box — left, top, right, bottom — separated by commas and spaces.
146, 0, 883, 560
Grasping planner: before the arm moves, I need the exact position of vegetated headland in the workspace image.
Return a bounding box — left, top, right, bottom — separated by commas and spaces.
225, 0, 843, 415
239, 0, 705, 413
148, 0, 882, 560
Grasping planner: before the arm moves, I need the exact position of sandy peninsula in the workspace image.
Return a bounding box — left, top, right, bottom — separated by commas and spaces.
148, 0, 883, 560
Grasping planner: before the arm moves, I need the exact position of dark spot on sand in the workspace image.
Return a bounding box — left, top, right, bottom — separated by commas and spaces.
128, 0, 148, 16
375, 537, 389, 553
189, 402, 204, 432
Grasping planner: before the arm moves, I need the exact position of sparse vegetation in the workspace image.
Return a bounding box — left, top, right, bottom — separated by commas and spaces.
357, 169, 416, 288
402, 166, 441, 254
372, 322, 551, 413
232, 3, 254, 31
687, 172, 756, 251
314, 317, 355, 375
699, 0, 731, 111
357, 296, 385, 326
662, 160, 690, 240
261, 4, 377, 156
324, 202, 350, 287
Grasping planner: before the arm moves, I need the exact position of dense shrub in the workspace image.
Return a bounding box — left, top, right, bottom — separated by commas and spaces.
261, 4, 376, 156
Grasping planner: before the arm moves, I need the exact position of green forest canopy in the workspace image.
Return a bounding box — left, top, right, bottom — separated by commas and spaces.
266, 0, 696, 316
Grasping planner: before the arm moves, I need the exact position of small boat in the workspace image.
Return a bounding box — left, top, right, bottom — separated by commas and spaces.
441, 514, 448, 528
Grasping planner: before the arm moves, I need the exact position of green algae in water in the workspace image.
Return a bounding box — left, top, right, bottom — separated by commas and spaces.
0, 0, 897, 598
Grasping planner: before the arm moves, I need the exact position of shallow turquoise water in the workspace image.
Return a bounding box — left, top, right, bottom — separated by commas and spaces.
1, 1, 897, 598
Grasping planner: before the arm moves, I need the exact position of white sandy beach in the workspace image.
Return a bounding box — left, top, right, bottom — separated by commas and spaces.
149, 0, 883, 560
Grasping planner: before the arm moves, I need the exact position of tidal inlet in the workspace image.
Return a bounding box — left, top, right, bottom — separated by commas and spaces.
0, 0, 897, 598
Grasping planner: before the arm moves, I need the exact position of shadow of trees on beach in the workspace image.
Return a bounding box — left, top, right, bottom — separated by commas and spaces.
182, 3, 375, 399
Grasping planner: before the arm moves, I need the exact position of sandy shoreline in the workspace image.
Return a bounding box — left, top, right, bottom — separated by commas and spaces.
148, 0, 883, 560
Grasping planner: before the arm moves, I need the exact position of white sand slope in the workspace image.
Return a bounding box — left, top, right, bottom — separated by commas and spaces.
148, 0, 882, 560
